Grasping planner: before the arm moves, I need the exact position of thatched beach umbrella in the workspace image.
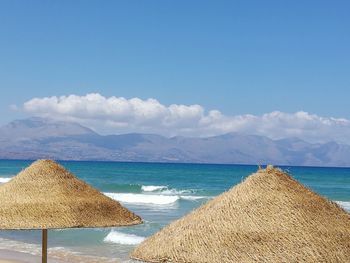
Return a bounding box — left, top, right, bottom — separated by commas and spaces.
0, 160, 142, 263
131, 166, 350, 263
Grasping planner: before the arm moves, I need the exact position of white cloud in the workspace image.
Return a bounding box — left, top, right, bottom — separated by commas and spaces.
21, 93, 350, 144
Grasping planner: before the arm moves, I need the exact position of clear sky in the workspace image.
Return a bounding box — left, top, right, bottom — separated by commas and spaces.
0, 1, 350, 141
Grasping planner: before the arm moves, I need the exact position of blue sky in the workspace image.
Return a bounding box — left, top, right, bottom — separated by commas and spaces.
0, 1, 350, 141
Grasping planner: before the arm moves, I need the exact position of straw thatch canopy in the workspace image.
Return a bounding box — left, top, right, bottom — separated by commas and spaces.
131, 166, 350, 263
0, 160, 142, 229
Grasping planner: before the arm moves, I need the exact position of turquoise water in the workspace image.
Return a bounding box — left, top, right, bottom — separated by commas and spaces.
0, 160, 349, 262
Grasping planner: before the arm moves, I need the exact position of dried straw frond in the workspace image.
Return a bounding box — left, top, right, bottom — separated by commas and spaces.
0, 160, 142, 229
131, 167, 350, 263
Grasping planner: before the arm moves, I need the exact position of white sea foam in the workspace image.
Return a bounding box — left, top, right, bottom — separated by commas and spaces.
141, 185, 167, 192
161, 189, 193, 195
0, 177, 12, 183
141, 185, 195, 195
336, 201, 350, 212
104, 192, 180, 205
104, 231, 145, 245
180, 195, 208, 201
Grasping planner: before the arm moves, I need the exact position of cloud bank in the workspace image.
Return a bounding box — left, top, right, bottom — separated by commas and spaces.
22, 93, 350, 144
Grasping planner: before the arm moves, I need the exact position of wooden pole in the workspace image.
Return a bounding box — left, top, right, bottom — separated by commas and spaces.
42, 229, 48, 263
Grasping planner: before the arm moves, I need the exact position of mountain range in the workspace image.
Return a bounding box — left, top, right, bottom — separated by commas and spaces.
0, 117, 349, 167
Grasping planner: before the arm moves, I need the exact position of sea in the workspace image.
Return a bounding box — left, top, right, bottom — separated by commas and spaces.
0, 160, 349, 262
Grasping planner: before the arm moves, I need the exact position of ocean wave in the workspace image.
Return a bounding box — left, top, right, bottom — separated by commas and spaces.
104, 231, 145, 245
336, 201, 350, 212
180, 195, 208, 200
141, 185, 167, 192
0, 177, 12, 183
104, 183, 197, 196
104, 192, 180, 205
104, 184, 210, 205
160, 188, 194, 195
104, 192, 209, 205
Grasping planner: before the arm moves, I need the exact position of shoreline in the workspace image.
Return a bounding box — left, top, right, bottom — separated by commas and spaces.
0, 247, 122, 263
0, 249, 68, 263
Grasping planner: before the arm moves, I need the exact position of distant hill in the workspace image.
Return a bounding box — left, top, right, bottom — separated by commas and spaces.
0, 117, 95, 139
0, 117, 349, 167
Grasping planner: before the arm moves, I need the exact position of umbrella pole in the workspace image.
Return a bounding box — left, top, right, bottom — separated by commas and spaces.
42, 229, 48, 263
